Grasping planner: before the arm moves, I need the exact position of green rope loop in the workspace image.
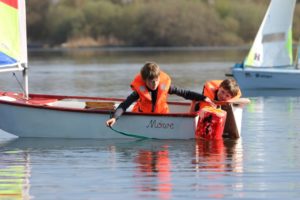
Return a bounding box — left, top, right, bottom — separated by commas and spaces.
109, 126, 157, 140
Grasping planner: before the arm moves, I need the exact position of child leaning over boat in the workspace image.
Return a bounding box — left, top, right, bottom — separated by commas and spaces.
190, 78, 242, 112
106, 62, 214, 127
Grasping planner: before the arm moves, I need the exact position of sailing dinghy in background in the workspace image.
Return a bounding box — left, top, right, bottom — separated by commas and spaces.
0, 0, 249, 139
232, 0, 300, 89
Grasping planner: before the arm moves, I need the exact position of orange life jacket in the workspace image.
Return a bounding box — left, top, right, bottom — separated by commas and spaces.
130, 71, 171, 113
190, 80, 242, 112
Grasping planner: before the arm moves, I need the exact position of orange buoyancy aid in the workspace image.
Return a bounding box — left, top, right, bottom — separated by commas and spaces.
130, 71, 171, 113
190, 80, 242, 112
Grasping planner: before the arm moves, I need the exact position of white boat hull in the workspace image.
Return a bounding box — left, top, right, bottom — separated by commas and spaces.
0, 92, 246, 139
0, 102, 196, 139
232, 67, 300, 89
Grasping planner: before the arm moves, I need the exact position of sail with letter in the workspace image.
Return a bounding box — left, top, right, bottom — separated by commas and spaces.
0, 0, 27, 72
244, 0, 296, 68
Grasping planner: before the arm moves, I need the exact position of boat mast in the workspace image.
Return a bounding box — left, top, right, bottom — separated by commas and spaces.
23, 64, 29, 99
20, 0, 29, 99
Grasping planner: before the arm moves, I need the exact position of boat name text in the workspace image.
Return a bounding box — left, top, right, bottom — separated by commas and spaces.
146, 120, 174, 129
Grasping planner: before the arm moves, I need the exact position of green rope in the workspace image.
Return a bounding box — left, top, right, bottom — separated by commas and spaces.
109, 126, 157, 140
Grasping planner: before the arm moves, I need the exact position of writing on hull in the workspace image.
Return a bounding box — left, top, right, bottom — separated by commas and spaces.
146, 120, 174, 129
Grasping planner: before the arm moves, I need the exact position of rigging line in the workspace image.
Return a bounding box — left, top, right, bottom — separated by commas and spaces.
12, 72, 26, 94
109, 126, 157, 140
12, 72, 25, 93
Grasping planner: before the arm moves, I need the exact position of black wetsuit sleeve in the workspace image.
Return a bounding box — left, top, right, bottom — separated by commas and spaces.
112, 91, 139, 119
168, 85, 207, 101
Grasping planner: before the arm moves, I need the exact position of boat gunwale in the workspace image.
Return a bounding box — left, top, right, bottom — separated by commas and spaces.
0, 92, 197, 118
235, 67, 300, 74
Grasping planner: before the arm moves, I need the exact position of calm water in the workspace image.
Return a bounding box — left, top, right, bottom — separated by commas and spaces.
0, 48, 300, 199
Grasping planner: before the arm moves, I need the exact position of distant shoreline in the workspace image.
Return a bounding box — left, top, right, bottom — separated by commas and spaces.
28, 45, 251, 52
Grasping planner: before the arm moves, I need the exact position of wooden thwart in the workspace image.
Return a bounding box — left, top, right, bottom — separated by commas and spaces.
85, 101, 116, 111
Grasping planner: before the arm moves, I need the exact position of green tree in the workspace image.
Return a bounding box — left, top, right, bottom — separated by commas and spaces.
26, 0, 52, 43
46, 2, 86, 44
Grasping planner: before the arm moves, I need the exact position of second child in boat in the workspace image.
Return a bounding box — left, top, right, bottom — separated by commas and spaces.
106, 62, 214, 127
190, 78, 242, 112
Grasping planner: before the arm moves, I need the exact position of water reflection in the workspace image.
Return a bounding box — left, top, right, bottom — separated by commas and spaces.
0, 137, 246, 200
193, 139, 243, 172
135, 145, 172, 200
191, 139, 243, 198
131, 138, 244, 199
0, 139, 31, 199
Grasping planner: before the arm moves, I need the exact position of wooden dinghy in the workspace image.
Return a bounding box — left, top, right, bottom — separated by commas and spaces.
0, 92, 249, 139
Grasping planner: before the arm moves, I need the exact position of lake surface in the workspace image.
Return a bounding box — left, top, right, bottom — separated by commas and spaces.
0, 48, 300, 199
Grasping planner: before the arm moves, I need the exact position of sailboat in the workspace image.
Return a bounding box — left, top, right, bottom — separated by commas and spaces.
232, 0, 300, 89
0, 0, 249, 139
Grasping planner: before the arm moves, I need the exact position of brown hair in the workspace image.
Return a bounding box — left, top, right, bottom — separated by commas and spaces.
140, 62, 160, 80
220, 78, 240, 97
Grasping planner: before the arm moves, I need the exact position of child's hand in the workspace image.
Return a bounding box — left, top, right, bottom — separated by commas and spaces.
106, 118, 116, 127
204, 97, 216, 107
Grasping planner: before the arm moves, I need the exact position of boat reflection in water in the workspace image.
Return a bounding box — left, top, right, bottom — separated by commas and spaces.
192, 139, 243, 198
0, 137, 243, 199
134, 145, 172, 200
193, 139, 243, 172
0, 139, 31, 200
133, 138, 243, 199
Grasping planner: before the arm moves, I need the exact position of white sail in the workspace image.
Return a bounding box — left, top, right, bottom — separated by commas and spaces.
244, 0, 296, 68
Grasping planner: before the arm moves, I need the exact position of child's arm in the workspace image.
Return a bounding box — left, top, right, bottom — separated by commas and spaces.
168, 85, 207, 101
169, 85, 215, 107
106, 91, 139, 127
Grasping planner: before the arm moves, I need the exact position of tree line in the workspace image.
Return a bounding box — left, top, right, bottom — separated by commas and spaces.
26, 0, 300, 47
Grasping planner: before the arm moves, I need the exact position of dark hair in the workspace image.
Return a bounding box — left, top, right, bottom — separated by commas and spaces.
140, 62, 160, 80
220, 78, 240, 97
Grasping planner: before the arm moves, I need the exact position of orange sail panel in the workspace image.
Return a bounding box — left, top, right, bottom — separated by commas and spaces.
0, 0, 18, 9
